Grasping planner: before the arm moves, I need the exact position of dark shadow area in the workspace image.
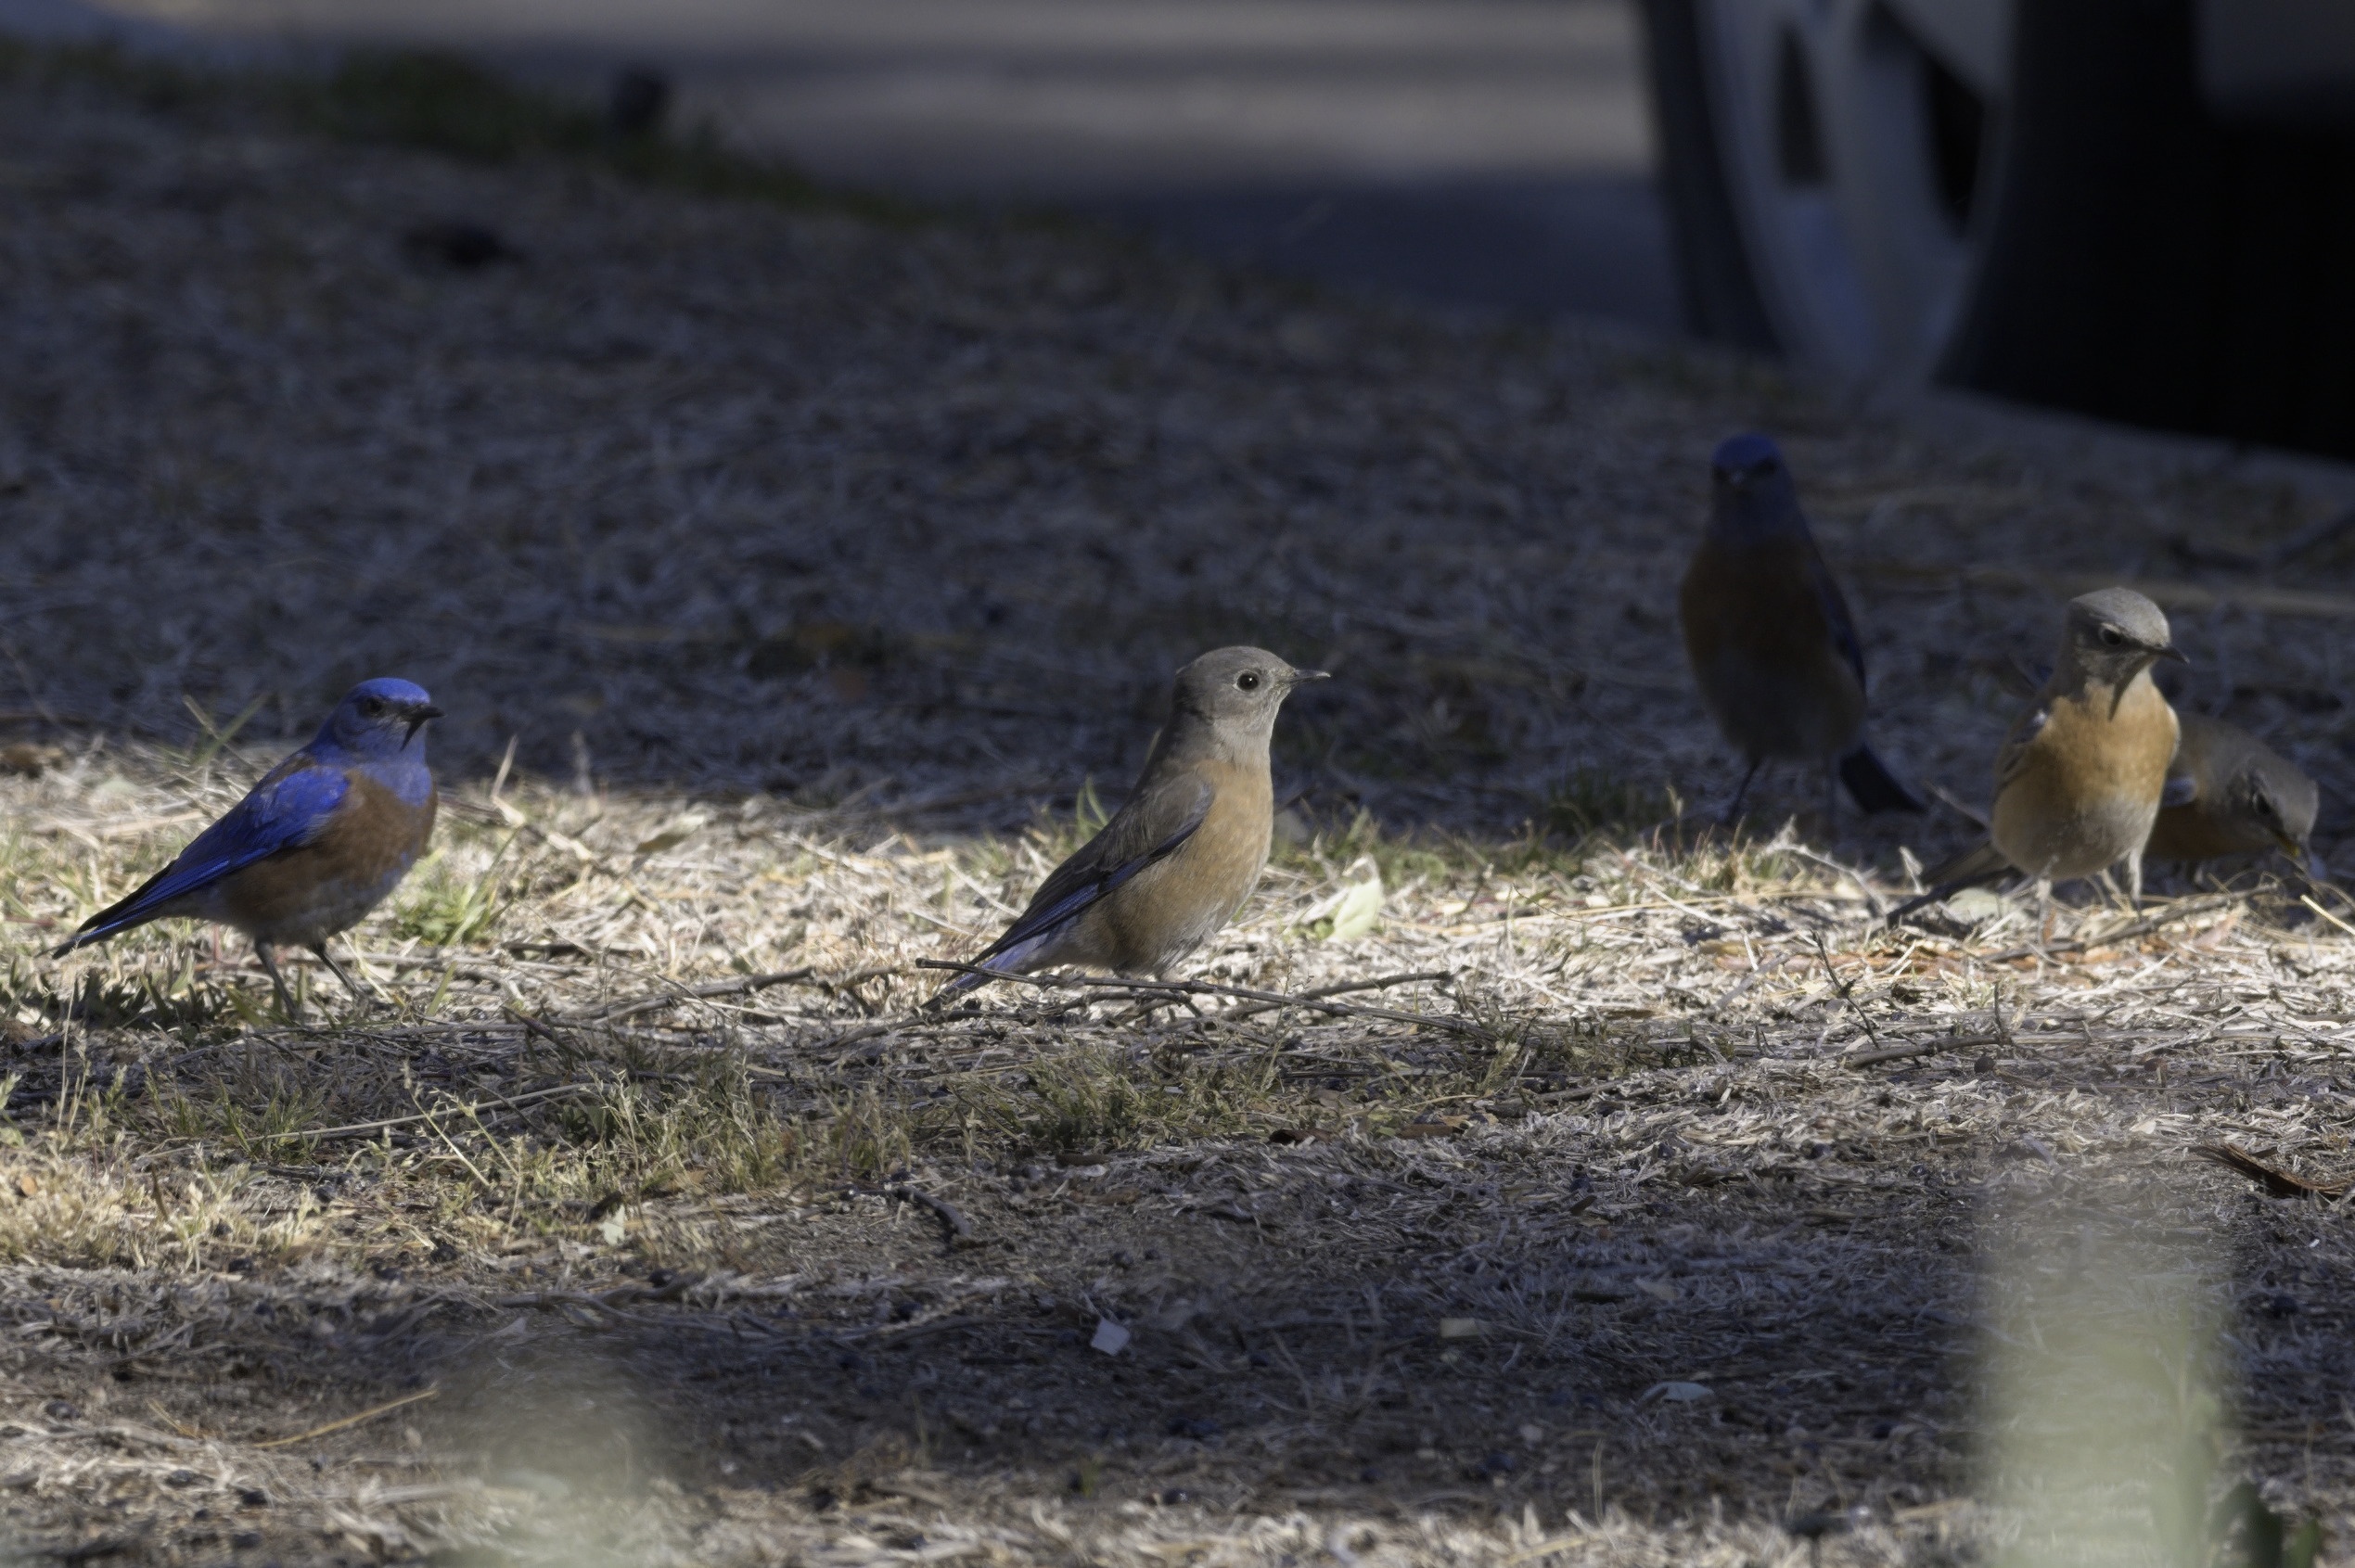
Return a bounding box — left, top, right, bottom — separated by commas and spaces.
1078, 174, 1676, 328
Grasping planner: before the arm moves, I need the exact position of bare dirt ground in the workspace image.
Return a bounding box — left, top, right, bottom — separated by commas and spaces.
1, 48, 2354, 1568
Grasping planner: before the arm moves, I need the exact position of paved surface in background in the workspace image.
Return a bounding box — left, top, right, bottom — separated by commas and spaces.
29, 0, 1679, 329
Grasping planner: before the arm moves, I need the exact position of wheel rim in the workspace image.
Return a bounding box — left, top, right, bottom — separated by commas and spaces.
1696, 0, 2007, 384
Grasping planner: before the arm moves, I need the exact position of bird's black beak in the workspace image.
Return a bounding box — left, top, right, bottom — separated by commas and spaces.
1286, 669, 1332, 687
2155, 644, 2189, 664
403, 703, 443, 743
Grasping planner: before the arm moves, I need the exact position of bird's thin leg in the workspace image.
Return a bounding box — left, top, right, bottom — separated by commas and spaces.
310, 943, 369, 1008
1721, 760, 1762, 826
2123, 850, 2144, 909
254, 944, 300, 1020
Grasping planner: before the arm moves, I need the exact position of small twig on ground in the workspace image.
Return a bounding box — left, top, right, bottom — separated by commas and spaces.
1811, 934, 1883, 1052
1841, 1031, 2003, 1069
559, 966, 825, 1024
500, 1005, 567, 1047
252, 1386, 438, 1448
296, 1083, 593, 1142
1221, 970, 1453, 1021
2194, 1141, 2351, 1198
913, 960, 1491, 1039
892, 1186, 973, 1246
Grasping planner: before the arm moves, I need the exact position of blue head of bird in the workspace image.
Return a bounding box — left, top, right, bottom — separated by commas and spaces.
316, 678, 442, 764
1708, 433, 1807, 542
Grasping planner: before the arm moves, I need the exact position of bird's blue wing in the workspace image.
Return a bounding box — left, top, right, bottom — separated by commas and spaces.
943, 773, 1214, 990
1807, 551, 1868, 689
61, 756, 350, 947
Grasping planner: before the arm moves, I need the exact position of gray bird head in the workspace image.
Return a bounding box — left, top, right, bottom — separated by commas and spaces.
1708, 432, 1810, 543
1166, 646, 1326, 756
2233, 748, 2320, 858
2060, 588, 2184, 684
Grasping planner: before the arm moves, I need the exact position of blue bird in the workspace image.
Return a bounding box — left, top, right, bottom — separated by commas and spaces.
53, 679, 442, 1014
1679, 433, 1923, 822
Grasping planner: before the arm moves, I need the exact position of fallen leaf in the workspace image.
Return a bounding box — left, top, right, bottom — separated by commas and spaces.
1438, 1318, 1487, 1340
1634, 1278, 1678, 1302
13, 1174, 35, 1199
1942, 887, 2009, 924
1326, 863, 1385, 939
1090, 1319, 1131, 1356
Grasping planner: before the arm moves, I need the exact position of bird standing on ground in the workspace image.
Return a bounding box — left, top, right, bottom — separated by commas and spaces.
1678, 433, 1922, 822
52, 679, 442, 1014
2145, 711, 2318, 873
931, 646, 1325, 1002
1893, 588, 2183, 922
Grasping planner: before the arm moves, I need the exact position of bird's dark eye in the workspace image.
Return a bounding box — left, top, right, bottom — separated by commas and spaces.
2257, 797, 2276, 818
360, 698, 384, 717
2098, 626, 2124, 646
1236, 671, 1261, 692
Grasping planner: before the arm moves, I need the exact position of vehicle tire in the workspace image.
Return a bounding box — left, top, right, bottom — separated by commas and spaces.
1633, 0, 1780, 353
1638, 0, 2355, 462
1634, 0, 1996, 383
1939, 0, 2355, 462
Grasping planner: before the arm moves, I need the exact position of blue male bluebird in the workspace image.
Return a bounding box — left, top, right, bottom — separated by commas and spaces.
52, 679, 442, 1014
932, 646, 1325, 1001
1893, 588, 2182, 922
1679, 434, 1922, 821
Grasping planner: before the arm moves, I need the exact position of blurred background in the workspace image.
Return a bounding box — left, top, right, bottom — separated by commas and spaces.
4, 0, 1682, 330
14, 0, 2355, 464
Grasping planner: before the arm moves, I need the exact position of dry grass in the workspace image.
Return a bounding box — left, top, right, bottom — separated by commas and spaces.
0, 39, 2353, 1568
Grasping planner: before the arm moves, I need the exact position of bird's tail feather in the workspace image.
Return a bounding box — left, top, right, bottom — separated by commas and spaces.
50, 914, 148, 960
1886, 841, 2013, 926
47, 868, 178, 959
925, 924, 1069, 1007
1837, 745, 1925, 814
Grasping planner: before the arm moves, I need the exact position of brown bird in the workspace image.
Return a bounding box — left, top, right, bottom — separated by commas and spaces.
2145, 711, 2318, 871
932, 646, 1325, 1001
1894, 588, 2183, 922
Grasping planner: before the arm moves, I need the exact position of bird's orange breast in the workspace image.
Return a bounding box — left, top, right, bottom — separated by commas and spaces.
1990, 679, 2176, 881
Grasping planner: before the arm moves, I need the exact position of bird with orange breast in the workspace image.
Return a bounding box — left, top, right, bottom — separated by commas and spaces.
1893, 588, 2183, 922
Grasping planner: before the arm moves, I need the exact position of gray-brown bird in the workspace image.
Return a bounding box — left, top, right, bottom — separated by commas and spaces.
1679, 434, 1921, 821
2146, 711, 2318, 871
1893, 587, 2184, 922
932, 646, 1325, 1001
